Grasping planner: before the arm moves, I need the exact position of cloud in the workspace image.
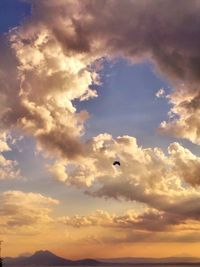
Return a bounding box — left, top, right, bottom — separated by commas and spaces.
59, 207, 200, 243
50, 134, 200, 223
58, 208, 181, 231
0, 17, 99, 162
22, 1, 200, 215
31, 0, 200, 82
32, 0, 200, 147
1, 0, 200, 162
1, 1, 200, 239
0, 131, 20, 180
160, 85, 200, 145
156, 88, 166, 98
0, 190, 59, 231
167, 142, 200, 186
5, 26, 98, 160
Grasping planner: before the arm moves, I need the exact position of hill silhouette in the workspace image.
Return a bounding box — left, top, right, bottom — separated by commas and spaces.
4, 250, 200, 266
4, 250, 99, 266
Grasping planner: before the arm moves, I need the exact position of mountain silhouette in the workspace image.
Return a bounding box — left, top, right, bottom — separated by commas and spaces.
4, 250, 200, 266
4, 250, 100, 266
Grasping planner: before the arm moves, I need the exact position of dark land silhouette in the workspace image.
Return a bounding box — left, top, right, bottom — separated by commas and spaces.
3, 250, 200, 266
4, 250, 99, 266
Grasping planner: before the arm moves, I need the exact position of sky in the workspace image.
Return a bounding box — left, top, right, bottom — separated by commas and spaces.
1, 0, 200, 260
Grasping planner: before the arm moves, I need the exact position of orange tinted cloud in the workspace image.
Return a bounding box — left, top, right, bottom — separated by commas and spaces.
0, 190, 58, 235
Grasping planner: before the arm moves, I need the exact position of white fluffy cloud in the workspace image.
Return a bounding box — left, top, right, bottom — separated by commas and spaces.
160, 85, 200, 145
6, 26, 99, 160
49, 134, 200, 223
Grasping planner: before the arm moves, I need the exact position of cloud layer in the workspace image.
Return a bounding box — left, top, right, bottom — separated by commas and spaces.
51, 134, 200, 228
0, 190, 58, 235
1, 0, 200, 248
1, 0, 200, 160
59, 207, 200, 243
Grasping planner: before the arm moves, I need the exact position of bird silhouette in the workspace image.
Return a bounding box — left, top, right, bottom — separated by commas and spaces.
113, 161, 121, 166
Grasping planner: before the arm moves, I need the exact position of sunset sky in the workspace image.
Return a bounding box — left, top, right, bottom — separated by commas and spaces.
1, 0, 200, 259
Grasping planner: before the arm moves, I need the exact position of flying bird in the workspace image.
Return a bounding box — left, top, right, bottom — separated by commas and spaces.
113, 161, 121, 166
